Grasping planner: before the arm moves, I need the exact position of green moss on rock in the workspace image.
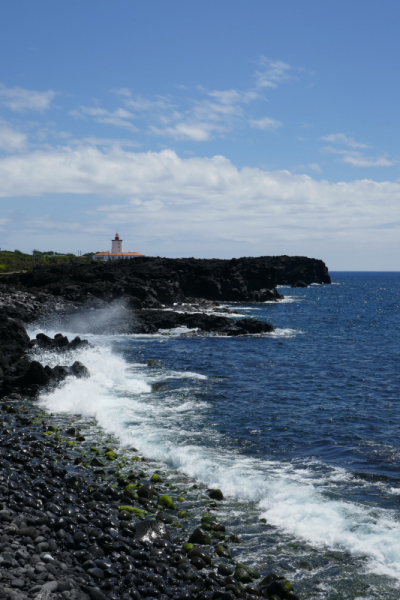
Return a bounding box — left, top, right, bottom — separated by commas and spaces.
118, 506, 149, 518
158, 495, 175, 509
105, 451, 118, 461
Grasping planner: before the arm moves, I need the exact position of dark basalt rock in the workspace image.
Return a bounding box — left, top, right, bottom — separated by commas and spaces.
0, 400, 305, 600
1, 254, 329, 309
291, 280, 308, 288
188, 527, 212, 545
70, 360, 90, 378
207, 488, 224, 501
136, 310, 273, 336
36, 332, 90, 351
0, 316, 91, 399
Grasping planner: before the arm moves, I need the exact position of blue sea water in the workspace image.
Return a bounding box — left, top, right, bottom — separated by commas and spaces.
33, 272, 400, 599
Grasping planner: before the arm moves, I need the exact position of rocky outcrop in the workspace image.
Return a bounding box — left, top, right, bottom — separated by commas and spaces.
1, 255, 330, 309
137, 310, 274, 336
0, 318, 90, 398
263, 256, 330, 286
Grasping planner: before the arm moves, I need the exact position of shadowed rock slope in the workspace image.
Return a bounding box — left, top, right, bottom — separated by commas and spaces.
2, 255, 330, 308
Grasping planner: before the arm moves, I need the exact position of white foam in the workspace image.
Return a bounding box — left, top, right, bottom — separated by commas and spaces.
32, 333, 400, 583
267, 328, 301, 337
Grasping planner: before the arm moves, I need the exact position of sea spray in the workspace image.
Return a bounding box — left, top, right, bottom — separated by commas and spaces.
31, 335, 400, 585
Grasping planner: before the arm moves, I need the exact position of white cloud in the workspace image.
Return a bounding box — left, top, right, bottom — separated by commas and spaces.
73, 59, 294, 144
309, 163, 322, 172
71, 106, 139, 131
342, 153, 397, 167
324, 146, 397, 167
249, 117, 283, 130
0, 84, 55, 111
150, 123, 216, 141
148, 91, 245, 141
321, 133, 370, 149
254, 57, 292, 88
0, 122, 27, 151
0, 145, 398, 240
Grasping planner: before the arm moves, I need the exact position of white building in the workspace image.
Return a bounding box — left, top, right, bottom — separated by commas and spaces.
93, 233, 144, 261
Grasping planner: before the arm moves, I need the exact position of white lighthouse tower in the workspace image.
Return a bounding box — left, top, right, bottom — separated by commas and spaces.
93, 232, 143, 261
111, 233, 122, 254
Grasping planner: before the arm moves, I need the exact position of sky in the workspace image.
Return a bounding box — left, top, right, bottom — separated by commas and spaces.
0, 1, 399, 270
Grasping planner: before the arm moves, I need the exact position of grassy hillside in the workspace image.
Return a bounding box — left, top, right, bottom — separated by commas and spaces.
0, 250, 94, 273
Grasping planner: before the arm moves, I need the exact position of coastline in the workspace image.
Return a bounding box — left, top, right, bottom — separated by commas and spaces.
0, 256, 332, 599
0, 389, 300, 600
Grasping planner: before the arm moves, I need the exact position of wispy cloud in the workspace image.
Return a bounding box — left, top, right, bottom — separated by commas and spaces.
341, 153, 397, 167
70, 106, 139, 131
150, 123, 219, 142
0, 84, 55, 111
321, 133, 396, 167
323, 146, 397, 167
321, 133, 370, 149
249, 117, 283, 130
254, 57, 292, 89
72, 57, 290, 143
0, 121, 27, 152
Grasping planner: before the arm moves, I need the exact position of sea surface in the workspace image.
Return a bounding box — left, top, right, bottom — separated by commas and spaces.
30, 272, 400, 599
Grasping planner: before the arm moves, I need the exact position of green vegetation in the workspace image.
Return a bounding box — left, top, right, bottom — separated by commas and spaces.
0, 249, 94, 274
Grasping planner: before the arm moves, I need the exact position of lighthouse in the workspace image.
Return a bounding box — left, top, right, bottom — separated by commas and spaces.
111, 233, 123, 254
93, 233, 144, 261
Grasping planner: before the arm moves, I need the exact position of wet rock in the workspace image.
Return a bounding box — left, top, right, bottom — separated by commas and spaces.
207, 489, 224, 501
18, 361, 49, 387
233, 567, 251, 584
84, 587, 109, 600
188, 528, 212, 545
158, 494, 174, 509
138, 483, 155, 499
188, 548, 212, 565
70, 361, 90, 379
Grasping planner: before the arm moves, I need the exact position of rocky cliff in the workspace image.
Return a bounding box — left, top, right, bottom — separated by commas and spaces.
1, 255, 330, 309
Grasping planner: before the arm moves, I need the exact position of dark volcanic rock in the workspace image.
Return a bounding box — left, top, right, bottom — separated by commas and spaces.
0, 316, 90, 399
1, 254, 330, 309
136, 310, 273, 336
36, 332, 90, 351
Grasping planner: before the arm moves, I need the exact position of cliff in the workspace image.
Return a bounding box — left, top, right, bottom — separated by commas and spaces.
1, 255, 330, 309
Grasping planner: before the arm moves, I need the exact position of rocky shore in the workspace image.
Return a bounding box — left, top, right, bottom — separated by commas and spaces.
0, 254, 330, 337
0, 394, 301, 600
0, 255, 330, 599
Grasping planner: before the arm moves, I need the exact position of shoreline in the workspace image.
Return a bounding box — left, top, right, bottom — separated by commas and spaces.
0, 388, 301, 600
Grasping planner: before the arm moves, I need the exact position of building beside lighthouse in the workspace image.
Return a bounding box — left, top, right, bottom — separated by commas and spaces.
93, 234, 144, 261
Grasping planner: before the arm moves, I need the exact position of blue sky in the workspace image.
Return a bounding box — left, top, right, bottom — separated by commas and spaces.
0, 1, 399, 269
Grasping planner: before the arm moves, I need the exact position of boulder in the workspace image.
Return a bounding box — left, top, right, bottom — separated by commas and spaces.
188, 527, 212, 545
70, 361, 90, 378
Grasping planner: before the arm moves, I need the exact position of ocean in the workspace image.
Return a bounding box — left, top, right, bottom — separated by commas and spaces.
29, 272, 400, 599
